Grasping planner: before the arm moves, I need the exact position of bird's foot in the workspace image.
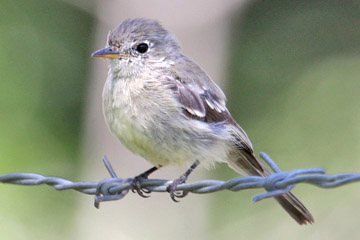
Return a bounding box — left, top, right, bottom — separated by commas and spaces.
131, 175, 152, 198
130, 166, 158, 198
167, 160, 200, 202
167, 175, 189, 202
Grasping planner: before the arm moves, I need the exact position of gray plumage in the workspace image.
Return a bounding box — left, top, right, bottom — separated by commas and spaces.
93, 18, 314, 225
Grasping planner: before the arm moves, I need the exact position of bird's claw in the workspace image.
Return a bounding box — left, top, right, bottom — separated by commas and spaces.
131, 176, 151, 198
167, 177, 188, 202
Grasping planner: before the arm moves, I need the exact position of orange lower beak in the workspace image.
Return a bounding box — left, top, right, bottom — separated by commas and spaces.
91, 47, 130, 59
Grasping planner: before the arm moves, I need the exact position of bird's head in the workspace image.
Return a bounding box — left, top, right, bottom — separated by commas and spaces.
92, 18, 181, 77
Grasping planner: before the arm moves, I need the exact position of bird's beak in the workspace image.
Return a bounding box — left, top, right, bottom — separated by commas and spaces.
91, 47, 130, 59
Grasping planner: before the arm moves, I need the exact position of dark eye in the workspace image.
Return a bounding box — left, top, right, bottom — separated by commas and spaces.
136, 43, 149, 53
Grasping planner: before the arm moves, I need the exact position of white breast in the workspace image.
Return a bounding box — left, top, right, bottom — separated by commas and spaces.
103, 72, 155, 158
102, 70, 233, 169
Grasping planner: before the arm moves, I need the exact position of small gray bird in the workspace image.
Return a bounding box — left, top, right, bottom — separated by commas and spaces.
92, 18, 313, 225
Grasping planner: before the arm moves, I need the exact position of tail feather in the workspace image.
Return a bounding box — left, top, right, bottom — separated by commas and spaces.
275, 193, 314, 225
228, 147, 314, 225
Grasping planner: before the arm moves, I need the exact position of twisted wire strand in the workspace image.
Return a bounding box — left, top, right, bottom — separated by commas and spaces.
0, 152, 359, 208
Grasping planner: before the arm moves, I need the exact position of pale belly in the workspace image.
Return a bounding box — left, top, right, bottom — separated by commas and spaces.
102, 76, 231, 169
104, 102, 231, 169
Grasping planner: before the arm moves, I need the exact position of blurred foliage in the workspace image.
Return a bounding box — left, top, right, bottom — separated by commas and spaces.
211, 1, 360, 239
0, 0, 94, 239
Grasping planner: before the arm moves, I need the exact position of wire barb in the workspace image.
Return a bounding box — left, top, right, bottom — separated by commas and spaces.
0, 153, 359, 208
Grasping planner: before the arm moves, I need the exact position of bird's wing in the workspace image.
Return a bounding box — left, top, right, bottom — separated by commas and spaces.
168, 56, 265, 172
169, 56, 228, 122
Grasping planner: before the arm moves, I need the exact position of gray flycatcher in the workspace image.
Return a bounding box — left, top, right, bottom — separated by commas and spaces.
91, 18, 313, 225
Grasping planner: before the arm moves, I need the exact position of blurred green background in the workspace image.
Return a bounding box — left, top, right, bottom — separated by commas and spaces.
212, 1, 360, 239
0, 0, 94, 239
0, 0, 359, 239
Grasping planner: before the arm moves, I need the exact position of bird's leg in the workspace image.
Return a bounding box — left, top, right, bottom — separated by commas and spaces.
131, 166, 159, 198
167, 160, 200, 202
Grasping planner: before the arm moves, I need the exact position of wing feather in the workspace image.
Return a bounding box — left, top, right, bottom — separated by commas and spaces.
167, 56, 253, 150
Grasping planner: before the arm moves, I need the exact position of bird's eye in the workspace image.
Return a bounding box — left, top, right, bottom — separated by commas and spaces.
136, 43, 149, 53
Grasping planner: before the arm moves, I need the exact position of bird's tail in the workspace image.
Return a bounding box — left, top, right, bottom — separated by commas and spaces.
274, 192, 314, 225
228, 147, 314, 225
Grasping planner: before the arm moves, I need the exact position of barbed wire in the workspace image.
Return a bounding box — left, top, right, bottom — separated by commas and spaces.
1, 152, 359, 208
